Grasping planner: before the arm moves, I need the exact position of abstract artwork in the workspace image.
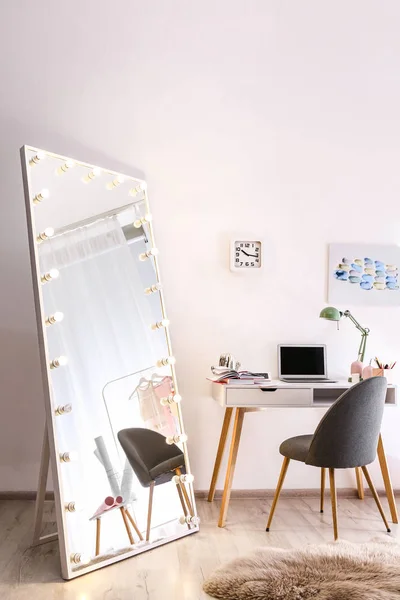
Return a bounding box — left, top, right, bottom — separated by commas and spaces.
328, 244, 400, 306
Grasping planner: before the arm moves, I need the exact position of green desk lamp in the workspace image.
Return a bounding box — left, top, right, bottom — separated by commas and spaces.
319, 307, 370, 371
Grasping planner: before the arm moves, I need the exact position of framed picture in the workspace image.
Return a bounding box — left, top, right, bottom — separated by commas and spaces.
328, 244, 400, 306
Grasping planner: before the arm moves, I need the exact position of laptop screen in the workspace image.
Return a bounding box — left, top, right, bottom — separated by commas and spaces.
279, 345, 326, 377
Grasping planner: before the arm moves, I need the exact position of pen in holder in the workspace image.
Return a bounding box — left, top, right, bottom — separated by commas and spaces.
373, 358, 396, 384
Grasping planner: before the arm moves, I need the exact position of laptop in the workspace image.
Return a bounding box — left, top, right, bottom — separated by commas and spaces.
278, 344, 337, 383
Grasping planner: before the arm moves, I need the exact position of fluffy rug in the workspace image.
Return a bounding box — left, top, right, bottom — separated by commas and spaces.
203, 539, 400, 600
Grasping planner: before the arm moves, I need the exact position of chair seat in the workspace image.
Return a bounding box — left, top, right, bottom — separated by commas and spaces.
149, 454, 185, 484
118, 428, 186, 487
279, 434, 313, 463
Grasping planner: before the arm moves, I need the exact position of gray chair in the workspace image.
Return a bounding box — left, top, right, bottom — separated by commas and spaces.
266, 377, 390, 539
118, 428, 193, 540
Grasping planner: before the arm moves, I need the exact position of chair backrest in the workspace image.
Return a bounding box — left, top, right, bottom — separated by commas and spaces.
118, 427, 183, 487
306, 377, 387, 469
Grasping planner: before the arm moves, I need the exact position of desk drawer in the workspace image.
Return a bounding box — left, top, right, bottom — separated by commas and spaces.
225, 386, 311, 407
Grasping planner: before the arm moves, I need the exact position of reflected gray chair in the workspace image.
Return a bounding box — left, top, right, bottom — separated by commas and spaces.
266, 377, 390, 540
118, 428, 193, 540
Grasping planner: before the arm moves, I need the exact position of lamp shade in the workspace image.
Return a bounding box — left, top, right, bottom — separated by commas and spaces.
319, 306, 342, 321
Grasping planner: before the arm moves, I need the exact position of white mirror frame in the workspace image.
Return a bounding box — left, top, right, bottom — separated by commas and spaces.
20, 145, 198, 580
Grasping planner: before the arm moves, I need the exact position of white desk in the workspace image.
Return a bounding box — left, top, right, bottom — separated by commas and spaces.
208, 380, 398, 527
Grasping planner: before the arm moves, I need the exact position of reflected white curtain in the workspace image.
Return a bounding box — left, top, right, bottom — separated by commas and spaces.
39, 216, 167, 555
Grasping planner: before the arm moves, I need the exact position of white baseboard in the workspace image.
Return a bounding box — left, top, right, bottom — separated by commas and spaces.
194, 488, 397, 499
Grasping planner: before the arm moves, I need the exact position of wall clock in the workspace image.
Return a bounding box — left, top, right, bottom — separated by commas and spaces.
230, 239, 263, 272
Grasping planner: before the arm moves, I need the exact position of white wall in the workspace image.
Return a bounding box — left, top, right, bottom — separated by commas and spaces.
1, 1, 400, 493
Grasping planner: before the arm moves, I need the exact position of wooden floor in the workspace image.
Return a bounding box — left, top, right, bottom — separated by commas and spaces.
0, 495, 399, 599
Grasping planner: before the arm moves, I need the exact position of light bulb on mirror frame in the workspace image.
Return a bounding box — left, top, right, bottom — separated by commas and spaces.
139, 247, 159, 261
59, 450, 78, 463
106, 174, 124, 190
82, 166, 101, 183
49, 355, 68, 369
70, 552, 89, 565
41, 268, 60, 284
54, 403, 72, 416
160, 393, 182, 406
36, 227, 55, 243
172, 473, 194, 484
151, 319, 170, 331
64, 501, 83, 513
129, 182, 147, 196
166, 433, 188, 445
179, 515, 200, 526
156, 356, 176, 368
144, 282, 162, 295
134, 213, 152, 228
29, 151, 46, 166
45, 311, 64, 326
57, 159, 75, 175
32, 188, 50, 205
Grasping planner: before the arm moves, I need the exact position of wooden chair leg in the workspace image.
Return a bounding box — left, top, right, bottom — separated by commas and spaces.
355, 467, 365, 499
266, 457, 290, 531
175, 478, 190, 530
361, 465, 391, 533
125, 507, 143, 541
175, 468, 194, 516
320, 468, 326, 513
179, 482, 193, 517
377, 434, 398, 523
146, 482, 155, 541
329, 468, 338, 541
120, 506, 134, 545
95, 518, 101, 556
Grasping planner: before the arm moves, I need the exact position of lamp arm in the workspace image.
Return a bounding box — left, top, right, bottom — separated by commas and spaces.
344, 310, 369, 363
344, 310, 369, 336
358, 332, 368, 363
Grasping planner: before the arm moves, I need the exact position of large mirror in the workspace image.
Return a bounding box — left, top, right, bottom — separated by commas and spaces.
20, 146, 198, 580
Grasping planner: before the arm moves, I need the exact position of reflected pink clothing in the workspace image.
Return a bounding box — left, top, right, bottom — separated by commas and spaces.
137, 376, 176, 436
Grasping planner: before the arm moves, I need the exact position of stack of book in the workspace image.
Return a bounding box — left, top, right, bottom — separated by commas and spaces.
209, 367, 271, 385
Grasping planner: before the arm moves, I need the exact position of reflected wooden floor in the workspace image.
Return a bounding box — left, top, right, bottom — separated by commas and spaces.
1, 496, 399, 599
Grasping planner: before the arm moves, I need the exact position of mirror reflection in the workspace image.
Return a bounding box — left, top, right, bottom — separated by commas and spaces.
22, 147, 197, 578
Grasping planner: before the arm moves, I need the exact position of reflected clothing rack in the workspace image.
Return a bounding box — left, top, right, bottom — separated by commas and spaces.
134, 376, 177, 437
102, 366, 177, 439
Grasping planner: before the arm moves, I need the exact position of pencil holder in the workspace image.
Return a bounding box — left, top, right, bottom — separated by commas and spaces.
372, 368, 393, 383
372, 368, 384, 377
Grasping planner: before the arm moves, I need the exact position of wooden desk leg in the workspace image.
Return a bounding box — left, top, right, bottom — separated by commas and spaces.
218, 408, 245, 528
377, 434, 398, 524
355, 467, 364, 500
208, 407, 234, 502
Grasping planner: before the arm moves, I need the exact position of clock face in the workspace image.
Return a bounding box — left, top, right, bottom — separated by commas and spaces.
234, 241, 262, 268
